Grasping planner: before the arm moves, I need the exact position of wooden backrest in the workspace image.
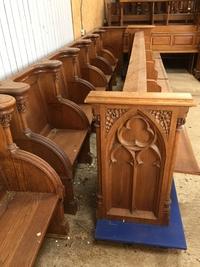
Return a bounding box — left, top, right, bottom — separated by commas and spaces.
14, 70, 50, 134
93, 29, 105, 53
50, 48, 81, 84
13, 60, 65, 134
72, 39, 92, 68
83, 34, 100, 59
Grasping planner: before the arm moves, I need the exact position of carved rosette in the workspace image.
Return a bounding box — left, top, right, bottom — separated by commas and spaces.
0, 113, 12, 128
105, 108, 127, 133
16, 95, 28, 113
148, 110, 172, 136
177, 118, 186, 129
17, 100, 26, 113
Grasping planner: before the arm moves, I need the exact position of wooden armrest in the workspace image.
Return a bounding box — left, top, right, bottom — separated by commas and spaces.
174, 126, 200, 175
68, 78, 95, 104
49, 97, 90, 130
91, 56, 113, 75
0, 80, 29, 96
101, 48, 118, 66
19, 131, 72, 180
84, 64, 108, 87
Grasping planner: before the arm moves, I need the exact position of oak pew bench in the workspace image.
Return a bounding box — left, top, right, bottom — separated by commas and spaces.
0, 62, 91, 214
0, 94, 68, 267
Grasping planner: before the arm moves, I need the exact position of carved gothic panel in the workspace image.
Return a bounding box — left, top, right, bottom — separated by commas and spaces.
107, 111, 166, 219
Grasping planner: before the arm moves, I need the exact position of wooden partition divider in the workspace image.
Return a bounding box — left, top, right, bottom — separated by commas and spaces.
85, 91, 195, 225
85, 29, 199, 225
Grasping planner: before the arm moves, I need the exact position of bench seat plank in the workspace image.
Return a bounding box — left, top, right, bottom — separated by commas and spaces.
47, 129, 88, 165
0, 192, 58, 267
175, 127, 200, 175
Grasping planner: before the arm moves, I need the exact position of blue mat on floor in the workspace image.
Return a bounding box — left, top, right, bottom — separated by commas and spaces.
95, 182, 187, 249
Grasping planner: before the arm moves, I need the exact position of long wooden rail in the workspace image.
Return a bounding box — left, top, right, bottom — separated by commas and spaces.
123, 31, 147, 91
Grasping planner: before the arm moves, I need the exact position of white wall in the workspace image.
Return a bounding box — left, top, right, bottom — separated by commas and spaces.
0, 0, 74, 80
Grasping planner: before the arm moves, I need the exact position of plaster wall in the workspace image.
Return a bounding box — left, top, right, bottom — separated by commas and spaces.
71, 0, 105, 38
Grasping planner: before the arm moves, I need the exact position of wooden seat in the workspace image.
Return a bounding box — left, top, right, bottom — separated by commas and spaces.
47, 129, 88, 165
0, 94, 68, 266
0, 192, 58, 266
0, 62, 91, 214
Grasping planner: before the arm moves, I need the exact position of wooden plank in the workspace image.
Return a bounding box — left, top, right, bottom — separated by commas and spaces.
123, 31, 147, 92
175, 127, 200, 175
85, 91, 195, 107
47, 129, 88, 165
0, 192, 59, 267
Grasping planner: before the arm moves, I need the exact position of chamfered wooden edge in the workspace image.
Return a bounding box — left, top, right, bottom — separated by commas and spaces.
83, 34, 100, 40
74, 39, 92, 46
85, 91, 196, 107
0, 80, 30, 96
33, 59, 62, 69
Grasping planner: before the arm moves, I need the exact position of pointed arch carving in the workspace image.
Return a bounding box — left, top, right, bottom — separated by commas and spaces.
106, 109, 166, 218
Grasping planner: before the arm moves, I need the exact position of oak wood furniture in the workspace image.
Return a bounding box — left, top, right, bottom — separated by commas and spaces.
72, 39, 108, 90
0, 61, 91, 214
92, 29, 118, 68
123, 29, 199, 173
85, 29, 199, 226
107, 0, 199, 26
0, 94, 68, 266
49, 47, 97, 106
82, 34, 114, 90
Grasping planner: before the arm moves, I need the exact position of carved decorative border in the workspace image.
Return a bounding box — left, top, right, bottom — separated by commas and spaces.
105, 108, 127, 133
148, 110, 172, 136
0, 114, 12, 128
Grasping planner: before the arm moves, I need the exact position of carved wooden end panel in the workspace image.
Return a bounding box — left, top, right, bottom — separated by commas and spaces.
103, 107, 170, 224
89, 101, 189, 226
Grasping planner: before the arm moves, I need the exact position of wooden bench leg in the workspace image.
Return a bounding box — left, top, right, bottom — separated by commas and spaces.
62, 181, 78, 214
48, 201, 69, 236
78, 133, 93, 164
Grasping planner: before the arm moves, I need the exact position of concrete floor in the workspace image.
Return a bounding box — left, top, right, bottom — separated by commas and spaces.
35, 70, 200, 267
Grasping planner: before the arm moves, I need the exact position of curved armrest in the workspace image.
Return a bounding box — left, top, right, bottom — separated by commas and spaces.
49, 97, 90, 130
17, 131, 73, 181
11, 148, 64, 199
101, 49, 118, 66
92, 56, 113, 75
69, 78, 95, 103
84, 64, 108, 87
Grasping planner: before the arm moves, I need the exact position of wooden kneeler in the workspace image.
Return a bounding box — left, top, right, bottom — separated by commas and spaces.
0, 94, 68, 266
